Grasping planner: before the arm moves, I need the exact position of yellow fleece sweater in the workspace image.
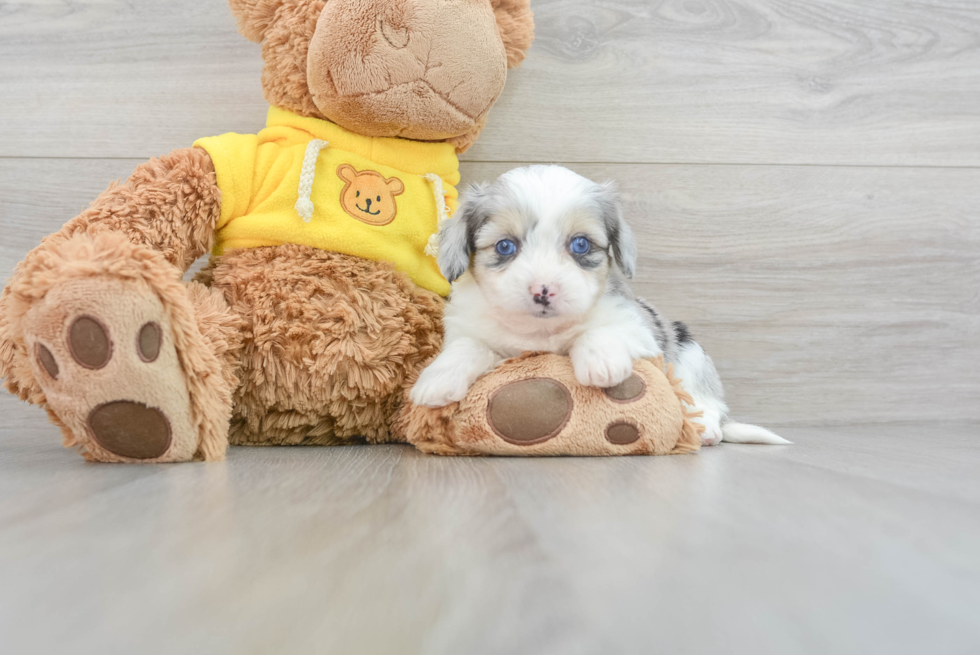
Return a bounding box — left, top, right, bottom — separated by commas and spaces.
194, 107, 459, 296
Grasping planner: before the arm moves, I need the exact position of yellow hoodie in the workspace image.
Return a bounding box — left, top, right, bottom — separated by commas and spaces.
194, 107, 459, 296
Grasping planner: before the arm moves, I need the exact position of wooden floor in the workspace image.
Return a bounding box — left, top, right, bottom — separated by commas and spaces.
1, 0, 979, 652
1, 394, 978, 653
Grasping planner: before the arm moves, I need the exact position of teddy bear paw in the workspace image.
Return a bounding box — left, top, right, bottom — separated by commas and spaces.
22, 277, 200, 462
485, 373, 646, 448
402, 354, 704, 457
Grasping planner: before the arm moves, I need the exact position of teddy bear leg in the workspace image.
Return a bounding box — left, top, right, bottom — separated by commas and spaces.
398, 355, 704, 457
201, 245, 443, 447
1, 233, 240, 462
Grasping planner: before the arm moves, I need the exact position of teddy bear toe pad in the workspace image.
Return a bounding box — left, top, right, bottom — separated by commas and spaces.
487, 378, 573, 445
604, 374, 646, 403
605, 420, 642, 445
24, 278, 198, 462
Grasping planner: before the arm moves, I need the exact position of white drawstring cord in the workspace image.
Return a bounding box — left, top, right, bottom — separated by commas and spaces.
423, 173, 449, 257
295, 139, 329, 222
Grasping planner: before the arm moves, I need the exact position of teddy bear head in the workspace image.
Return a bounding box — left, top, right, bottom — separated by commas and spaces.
228, 0, 534, 152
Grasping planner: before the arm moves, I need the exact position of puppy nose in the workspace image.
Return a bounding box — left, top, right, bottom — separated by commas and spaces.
530, 284, 557, 306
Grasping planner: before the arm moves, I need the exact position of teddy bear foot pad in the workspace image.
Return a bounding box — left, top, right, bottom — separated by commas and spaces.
22, 276, 200, 462
400, 354, 703, 457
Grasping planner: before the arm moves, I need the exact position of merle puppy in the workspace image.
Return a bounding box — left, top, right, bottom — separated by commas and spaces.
410, 165, 787, 446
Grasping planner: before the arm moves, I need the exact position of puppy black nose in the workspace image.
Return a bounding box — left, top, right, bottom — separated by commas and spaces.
532, 285, 554, 307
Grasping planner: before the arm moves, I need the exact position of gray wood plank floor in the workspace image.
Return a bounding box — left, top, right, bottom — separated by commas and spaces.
1, 0, 978, 651
1, 395, 978, 654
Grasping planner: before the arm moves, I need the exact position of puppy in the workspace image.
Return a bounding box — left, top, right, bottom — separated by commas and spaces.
410, 165, 788, 446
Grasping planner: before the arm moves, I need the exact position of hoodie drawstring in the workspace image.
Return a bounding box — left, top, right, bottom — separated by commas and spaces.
423, 173, 449, 258
295, 139, 329, 222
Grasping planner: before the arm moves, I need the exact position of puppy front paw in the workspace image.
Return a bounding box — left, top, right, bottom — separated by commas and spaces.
571, 337, 635, 388
410, 364, 473, 408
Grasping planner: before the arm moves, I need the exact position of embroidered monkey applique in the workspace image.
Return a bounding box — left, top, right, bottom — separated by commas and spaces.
337, 164, 405, 226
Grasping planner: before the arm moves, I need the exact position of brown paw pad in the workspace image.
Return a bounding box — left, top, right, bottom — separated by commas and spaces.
87, 401, 172, 460
605, 420, 641, 445
603, 374, 646, 403
487, 378, 573, 445
35, 343, 60, 379
68, 315, 112, 369
138, 322, 162, 362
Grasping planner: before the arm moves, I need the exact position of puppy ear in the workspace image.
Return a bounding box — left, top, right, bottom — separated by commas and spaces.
227, 0, 286, 43
490, 0, 535, 68
596, 182, 638, 279
438, 183, 493, 283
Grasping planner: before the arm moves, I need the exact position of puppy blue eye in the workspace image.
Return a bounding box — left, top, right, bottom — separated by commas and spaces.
495, 239, 518, 256
570, 237, 591, 255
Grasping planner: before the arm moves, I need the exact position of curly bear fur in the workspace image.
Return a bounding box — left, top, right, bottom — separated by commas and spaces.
197, 245, 443, 447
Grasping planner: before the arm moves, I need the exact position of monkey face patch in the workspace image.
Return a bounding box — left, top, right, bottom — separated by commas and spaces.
337, 164, 405, 226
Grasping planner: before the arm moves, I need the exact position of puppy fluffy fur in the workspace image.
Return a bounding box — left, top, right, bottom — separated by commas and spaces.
410, 165, 789, 446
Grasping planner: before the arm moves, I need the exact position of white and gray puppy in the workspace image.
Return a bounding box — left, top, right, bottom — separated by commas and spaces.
410, 165, 788, 446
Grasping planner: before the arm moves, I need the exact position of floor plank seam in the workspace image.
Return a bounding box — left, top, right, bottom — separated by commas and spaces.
2, 156, 980, 171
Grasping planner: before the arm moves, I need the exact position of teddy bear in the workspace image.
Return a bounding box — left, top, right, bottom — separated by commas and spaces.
0, 0, 702, 462
0, 0, 535, 462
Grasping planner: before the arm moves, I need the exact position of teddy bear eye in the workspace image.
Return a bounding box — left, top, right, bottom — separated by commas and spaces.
377, 196, 382, 202
356, 191, 360, 197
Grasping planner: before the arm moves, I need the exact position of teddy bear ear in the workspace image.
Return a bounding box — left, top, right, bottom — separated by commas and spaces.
337, 164, 356, 183
490, 0, 535, 68
386, 177, 405, 196
227, 0, 286, 43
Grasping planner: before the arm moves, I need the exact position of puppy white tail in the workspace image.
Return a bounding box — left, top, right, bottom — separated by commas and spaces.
721, 422, 792, 445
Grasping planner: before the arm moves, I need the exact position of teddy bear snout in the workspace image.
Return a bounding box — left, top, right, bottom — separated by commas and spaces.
306, 0, 508, 143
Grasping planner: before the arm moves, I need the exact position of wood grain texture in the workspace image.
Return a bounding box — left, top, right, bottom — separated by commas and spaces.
474, 0, 980, 165
4, 158, 977, 425
0, 0, 267, 160
1, 1, 979, 165
0, 393, 978, 655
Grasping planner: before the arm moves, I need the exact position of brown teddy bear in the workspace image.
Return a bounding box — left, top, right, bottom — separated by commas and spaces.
0, 0, 701, 461
0, 0, 535, 462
